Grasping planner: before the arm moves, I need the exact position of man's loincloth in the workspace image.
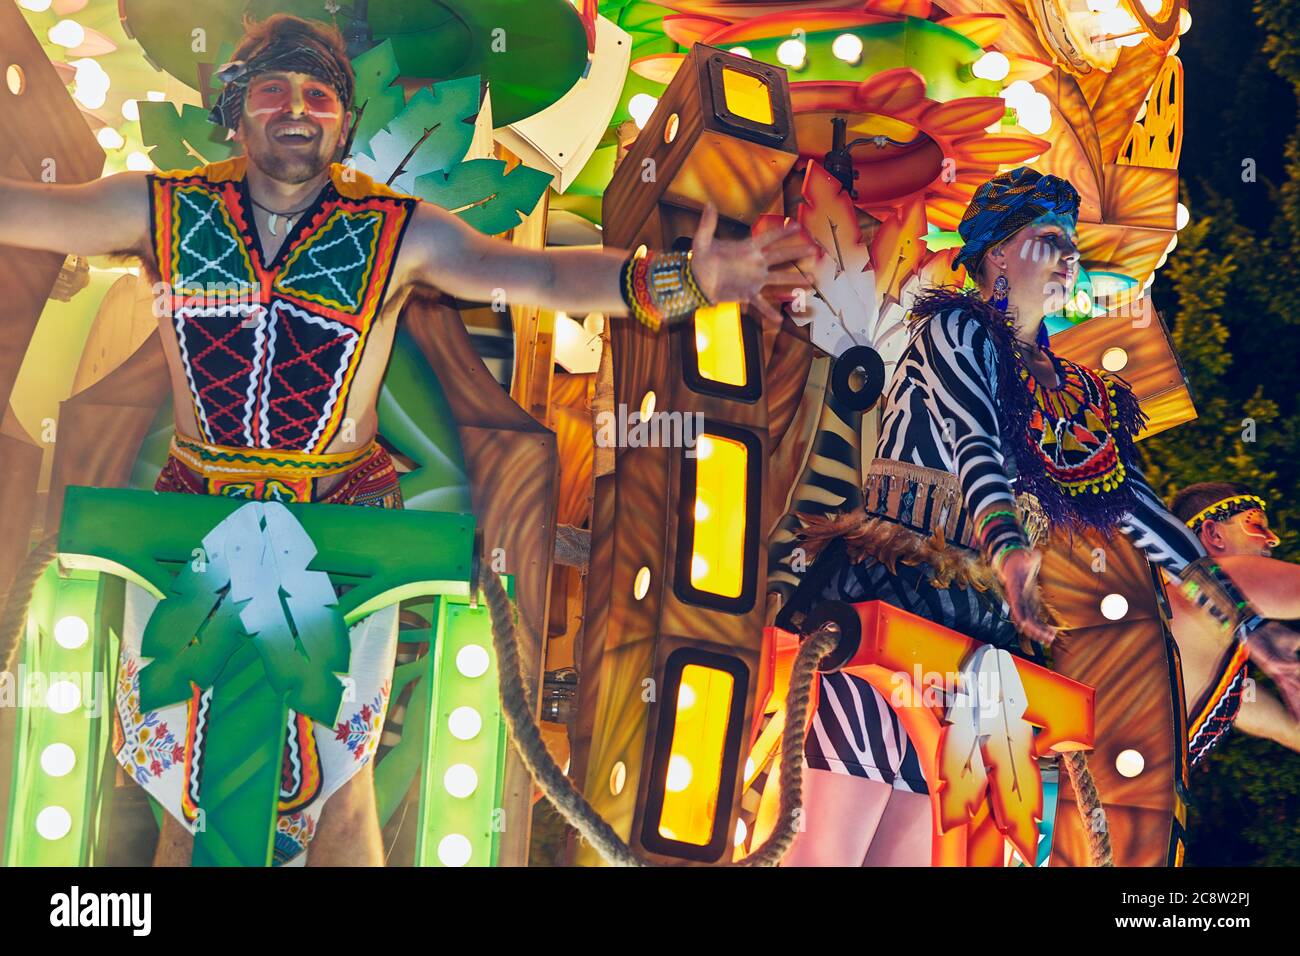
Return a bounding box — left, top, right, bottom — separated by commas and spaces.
1187, 640, 1249, 769
112, 434, 404, 865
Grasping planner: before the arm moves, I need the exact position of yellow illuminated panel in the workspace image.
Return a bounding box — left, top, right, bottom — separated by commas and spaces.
658, 665, 735, 846
721, 68, 773, 125
694, 302, 747, 387
690, 434, 747, 598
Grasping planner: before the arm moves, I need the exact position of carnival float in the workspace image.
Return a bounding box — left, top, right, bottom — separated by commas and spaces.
0, 0, 1196, 867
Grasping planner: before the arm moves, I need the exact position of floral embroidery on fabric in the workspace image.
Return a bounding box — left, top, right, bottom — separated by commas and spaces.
114, 657, 185, 785
334, 682, 390, 761
273, 809, 318, 866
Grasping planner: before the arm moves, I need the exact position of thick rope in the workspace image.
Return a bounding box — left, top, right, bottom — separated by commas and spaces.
553, 525, 591, 569
481, 566, 836, 867
1060, 750, 1114, 867
0, 535, 60, 677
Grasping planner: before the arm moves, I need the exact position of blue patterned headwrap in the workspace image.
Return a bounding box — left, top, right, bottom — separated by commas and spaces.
952, 167, 1081, 274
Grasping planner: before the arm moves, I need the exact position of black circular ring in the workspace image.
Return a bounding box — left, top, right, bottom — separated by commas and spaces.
830, 345, 886, 411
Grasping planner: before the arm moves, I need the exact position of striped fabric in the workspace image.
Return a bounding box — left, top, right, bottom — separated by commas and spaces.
805, 305, 1204, 790
877, 308, 1203, 576
806, 557, 1022, 793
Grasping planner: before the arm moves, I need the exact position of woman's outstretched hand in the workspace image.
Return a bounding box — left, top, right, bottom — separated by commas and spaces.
689, 203, 820, 329
997, 547, 1057, 646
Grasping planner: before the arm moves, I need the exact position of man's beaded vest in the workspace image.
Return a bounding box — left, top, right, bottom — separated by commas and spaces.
148, 157, 418, 454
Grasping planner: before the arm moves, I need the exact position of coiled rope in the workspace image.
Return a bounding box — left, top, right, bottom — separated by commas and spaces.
481, 566, 838, 867
0, 535, 60, 677
1060, 749, 1114, 867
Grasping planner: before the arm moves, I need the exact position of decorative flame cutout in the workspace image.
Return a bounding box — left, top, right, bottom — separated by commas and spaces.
937, 645, 1043, 863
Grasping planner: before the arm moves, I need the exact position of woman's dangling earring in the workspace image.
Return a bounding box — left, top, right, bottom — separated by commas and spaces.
991, 272, 1010, 312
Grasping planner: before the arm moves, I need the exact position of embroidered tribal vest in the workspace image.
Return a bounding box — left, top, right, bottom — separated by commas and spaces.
148, 157, 418, 454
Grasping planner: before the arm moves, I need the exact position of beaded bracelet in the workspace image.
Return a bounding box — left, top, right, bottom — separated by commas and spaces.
1179, 557, 1267, 645
620, 250, 713, 332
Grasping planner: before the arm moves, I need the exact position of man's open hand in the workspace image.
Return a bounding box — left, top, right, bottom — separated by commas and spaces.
1247, 621, 1300, 720
689, 203, 819, 328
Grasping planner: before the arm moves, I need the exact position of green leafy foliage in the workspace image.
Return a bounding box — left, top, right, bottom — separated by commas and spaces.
413, 158, 553, 234
350, 75, 481, 194
349, 40, 407, 161
138, 101, 236, 172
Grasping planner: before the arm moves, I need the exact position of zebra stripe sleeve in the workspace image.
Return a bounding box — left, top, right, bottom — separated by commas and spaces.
913, 309, 1020, 520
1118, 462, 1206, 578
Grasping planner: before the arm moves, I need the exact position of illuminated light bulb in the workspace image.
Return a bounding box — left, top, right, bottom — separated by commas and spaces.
437, 833, 472, 866
691, 554, 709, 581
36, 806, 72, 841
122, 99, 140, 122
125, 151, 153, 172
695, 499, 710, 522
831, 33, 863, 65
728, 46, 752, 59
1116, 748, 1145, 778
627, 93, 658, 130
456, 644, 490, 678
610, 760, 627, 795
96, 127, 124, 150
448, 706, 482, 741
1100, 593, 1129, 621
633, 566, 651, 601
1001, 80, 1035, 108
639, 390, 656, 421
19, 0, 54, 11
47, 680, 81, 714
443, 763, 478, 798
734, 818, 749, 847
1179, 8, 1191, 34
677, 682, 697, 710
971, 51, 1010, 82
776, 38, 806, 70
1176, 202, 1190, 230
1101, 347, 1129, 372
1019, 104, 1052, 136
54, 615, 89, 650
48, 19, 86, 48
41, 743, 76, 777
71, 58, 109, 110
665, 754, 693, 792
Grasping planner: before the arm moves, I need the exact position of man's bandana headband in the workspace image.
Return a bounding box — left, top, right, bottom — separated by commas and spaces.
1186, 494, 1268, 534
208, 37, 354, 130
952, 167, 1081, 274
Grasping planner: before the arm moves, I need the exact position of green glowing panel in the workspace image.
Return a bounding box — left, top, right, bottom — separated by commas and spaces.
415, 594, 509, 867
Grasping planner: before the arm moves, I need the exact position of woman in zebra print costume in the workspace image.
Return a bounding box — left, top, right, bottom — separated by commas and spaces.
782, 167, 1286, 866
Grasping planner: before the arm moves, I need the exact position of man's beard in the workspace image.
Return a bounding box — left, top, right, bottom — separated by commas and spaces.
245, 134, 335, 185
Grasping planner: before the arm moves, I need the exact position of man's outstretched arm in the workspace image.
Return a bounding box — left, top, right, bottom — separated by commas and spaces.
0, 172, 151, 258
398, 200, 817, 325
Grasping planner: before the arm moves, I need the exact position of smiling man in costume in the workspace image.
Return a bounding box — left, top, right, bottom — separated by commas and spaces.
0, 14, 817, 865
1167, 482, 1300, 766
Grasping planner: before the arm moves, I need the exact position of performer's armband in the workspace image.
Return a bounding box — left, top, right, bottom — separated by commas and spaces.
620, 249, 713, 333
1178, 556, 1268, 645
978, 509, 1028, 571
